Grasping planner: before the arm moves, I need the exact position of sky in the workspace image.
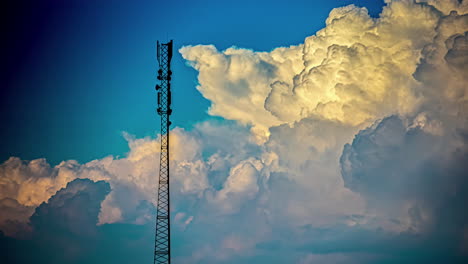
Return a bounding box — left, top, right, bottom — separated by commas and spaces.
1, 0, 468, 263
2, 0, 384, 165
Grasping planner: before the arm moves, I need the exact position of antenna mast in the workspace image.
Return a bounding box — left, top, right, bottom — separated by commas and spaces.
154, 40, 173, 264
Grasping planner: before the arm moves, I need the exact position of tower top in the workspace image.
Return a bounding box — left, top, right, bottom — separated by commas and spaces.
157, 40, 173, 67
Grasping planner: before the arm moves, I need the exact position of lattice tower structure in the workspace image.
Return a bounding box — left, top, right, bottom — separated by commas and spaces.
154, 40, 173, 264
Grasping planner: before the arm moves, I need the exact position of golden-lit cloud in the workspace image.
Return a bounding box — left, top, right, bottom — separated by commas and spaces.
180, 0, 466, 143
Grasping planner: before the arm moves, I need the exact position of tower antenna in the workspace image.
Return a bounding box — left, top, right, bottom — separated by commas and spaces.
154, 39, 173, 264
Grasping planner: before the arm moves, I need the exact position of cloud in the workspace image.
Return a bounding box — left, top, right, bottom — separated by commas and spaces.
0, 123, 259, 231
1, 178, 112, 264
212, 158, 261, 214
0, 178, 157, 264
0, 157, 66, 207
176, 0, 467, 261
0, 198, 33, 238
298, 253, 377, 264
179, 0, 463, 142
338, 0, 468, 238
31, 178, 110, 237
340, 115, 468, 260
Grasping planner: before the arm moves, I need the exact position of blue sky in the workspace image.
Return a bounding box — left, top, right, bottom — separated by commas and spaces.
2, 0, 384, 165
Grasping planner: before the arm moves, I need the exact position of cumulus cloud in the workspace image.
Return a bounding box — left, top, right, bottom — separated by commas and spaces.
338, 0, 467, 241
31, 178, 110, 236
1, 0, 468, 263
1, 177, 155, 264
180, 0, 463, 142
0, 123, 259, 231
177, 0, 467, 261
341, 115, 466, 231
212, 158, 261, 214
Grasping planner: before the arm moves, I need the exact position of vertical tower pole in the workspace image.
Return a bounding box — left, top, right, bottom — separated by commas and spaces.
154, 40, 173, 264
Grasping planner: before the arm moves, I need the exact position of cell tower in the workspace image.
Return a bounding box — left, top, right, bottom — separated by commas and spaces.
154, 40, 173, 264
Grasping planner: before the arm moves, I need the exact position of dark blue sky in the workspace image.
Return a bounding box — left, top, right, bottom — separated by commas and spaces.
2, 0, 384, 165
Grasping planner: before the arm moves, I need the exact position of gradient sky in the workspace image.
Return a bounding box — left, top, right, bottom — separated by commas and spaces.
2, 1, 468, 264
2, 0, 384, 165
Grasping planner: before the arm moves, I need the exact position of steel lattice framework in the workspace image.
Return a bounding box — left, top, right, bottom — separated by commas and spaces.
154, 40, 173, 264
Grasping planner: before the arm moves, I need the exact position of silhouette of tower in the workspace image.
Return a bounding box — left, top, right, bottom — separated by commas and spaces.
154, 40, 173, 264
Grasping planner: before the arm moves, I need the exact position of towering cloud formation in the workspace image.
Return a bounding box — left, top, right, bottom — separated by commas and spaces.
180, 0, 464, 142
1, 0, 467, 263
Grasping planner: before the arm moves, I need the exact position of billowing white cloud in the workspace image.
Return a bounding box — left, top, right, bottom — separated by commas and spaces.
212, 158, 261, 214
0, 123, 258, 232
339, 0, 468, 236
180, 0, 464, 143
